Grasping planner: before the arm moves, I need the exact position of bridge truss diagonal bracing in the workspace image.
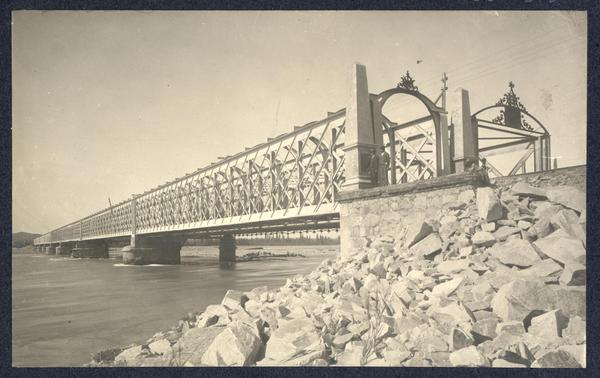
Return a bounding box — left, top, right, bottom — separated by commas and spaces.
35, 111, 347, 244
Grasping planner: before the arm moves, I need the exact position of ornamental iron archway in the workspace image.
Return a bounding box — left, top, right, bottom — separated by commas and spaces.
372, 71, 451, 185
472, 82, 551, 177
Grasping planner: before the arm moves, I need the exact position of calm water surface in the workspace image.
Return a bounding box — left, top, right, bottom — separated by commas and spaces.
12, 245, 338, 367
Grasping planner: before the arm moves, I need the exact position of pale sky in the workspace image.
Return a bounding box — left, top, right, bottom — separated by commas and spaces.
12, 11, 587, 234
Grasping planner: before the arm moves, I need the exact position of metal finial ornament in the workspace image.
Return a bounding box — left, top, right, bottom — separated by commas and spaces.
397, 71, 419, 92
441, 72, 448, 110
492, 81, 533, 131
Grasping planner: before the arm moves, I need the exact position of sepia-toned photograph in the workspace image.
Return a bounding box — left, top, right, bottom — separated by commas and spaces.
11, 10, 587, 368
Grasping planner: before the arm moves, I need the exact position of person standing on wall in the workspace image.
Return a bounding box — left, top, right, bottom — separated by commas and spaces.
379, 146, 390, 186
369, 148, 379, 186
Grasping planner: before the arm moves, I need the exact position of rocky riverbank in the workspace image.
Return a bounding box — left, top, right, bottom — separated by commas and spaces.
88, 181, 586, 368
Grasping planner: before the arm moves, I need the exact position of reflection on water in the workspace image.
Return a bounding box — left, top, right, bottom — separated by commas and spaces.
12, 245, 338, 367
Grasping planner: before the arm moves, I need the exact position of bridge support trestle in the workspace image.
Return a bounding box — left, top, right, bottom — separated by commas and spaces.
72, 240, 109, 258
45, 244, 57, 255
122, 235, 186, 265
219, 234, 236, 263
56, 242, 76, 256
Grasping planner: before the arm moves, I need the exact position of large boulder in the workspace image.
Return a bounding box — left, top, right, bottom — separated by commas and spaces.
477, 187, 503, 222
114, 345, 143, 366
510, 182, 546, 198
559, 263, 586, 286
563, 316, 586, 344
201, 321, 262, 366
196, 304, 231, 327
409, 233, 442, 259
550, 209, 586, 245
534, 233, 586, 266
436, 259, 470, 274
263, 316, 324, 363
405, 218, 433, 248
448, 327, 474, 351
221, 290, 248, 311
490, 238, 541, 268
490, 279, 557, 322
431, 276, 465, 298
545, 186, 585, 213
472, 231, 496, 247
558, 345, 586, 368
493, 226, 521, 242
552, 286, 586, 319
449, 345, 490, 367
167, 326, 226, 366
148, 339, 172, 356
528, 309, 569, 339
519, 259, 563, 278
531, 350, 582, 368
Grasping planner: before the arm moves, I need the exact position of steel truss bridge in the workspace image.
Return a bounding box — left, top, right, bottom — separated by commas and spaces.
34, 67, 551, 249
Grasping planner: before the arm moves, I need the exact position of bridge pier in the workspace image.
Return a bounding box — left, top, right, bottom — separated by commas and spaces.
56, 242, 76, 256
45, 244, 57, 255
72, 240, 109, 258
122, 235, 186, 265
219, 234, 236, 263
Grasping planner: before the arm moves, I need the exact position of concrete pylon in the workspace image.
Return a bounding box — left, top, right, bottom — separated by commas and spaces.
219, 234, 236, 263
72, 240, 109, 258
341, 63, 383, 190
56, 242, 75, 256
122, 235, 185, 265
450, 88, 478, 173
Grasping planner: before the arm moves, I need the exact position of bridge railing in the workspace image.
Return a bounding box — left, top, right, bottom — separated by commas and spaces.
34, 109, 347, 244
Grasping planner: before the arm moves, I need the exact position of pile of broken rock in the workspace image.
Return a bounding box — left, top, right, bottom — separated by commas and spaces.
89, 181, 586, 368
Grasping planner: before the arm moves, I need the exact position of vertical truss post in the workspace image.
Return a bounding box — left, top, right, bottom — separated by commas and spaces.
400, 148, 408, 183
450, 88, 477, 173
130, 195, 138, 247
331, 128, 339, 198
312, 163, 319, 205
388, 131, 397, 184
544, 135, 552, 171
229, 167, 235, 217
534, 136, 544, 172
79, 221, 82, 241
132, 196, 137, 234
323, 160, 331, 202
270, 151, 276, 211
212, 173, 219, 219
297, 141, 304, 207
199, 179, 205, 221
435, 112, 452, 176
255, 163, 264, 212
247, 160, 253, 214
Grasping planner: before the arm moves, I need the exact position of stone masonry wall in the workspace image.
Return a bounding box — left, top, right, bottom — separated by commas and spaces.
338, 166, 586, 260
491, 165, 586, 193
338, 172, 484, 260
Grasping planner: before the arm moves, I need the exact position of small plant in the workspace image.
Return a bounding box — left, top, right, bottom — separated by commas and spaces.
360, 290, 386, 365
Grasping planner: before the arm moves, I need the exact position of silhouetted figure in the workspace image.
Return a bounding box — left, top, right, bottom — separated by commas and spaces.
369, 149, 379, 186
480, 158, 491, 184
379, 146, 390, 186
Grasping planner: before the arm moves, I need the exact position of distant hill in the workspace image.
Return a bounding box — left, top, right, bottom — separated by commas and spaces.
12, 232, 41, 248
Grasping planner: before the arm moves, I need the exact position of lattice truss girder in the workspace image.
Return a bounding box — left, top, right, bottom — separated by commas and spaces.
55, 114, 347, 240
132, 116, 346, 233
382, 115, 437, 184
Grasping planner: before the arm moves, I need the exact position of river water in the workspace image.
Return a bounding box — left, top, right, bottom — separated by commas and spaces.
12, 245, 338, 367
